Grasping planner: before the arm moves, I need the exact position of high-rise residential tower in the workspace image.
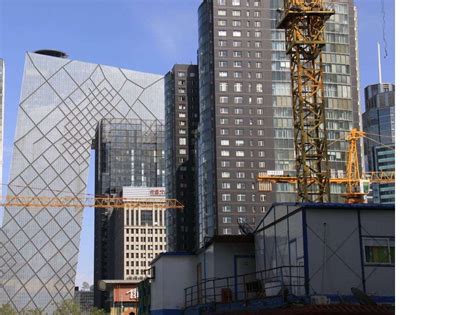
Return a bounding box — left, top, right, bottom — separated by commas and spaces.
0, 50, 164, 313
362, 83, 395, 204
93, 118, 165, 308
164, 65, 199, 252
195, 0, 361, 246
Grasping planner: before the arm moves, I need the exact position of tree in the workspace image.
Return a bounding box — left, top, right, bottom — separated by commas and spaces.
91, 307, 107, 315
20, 309, 43, 315
53, 299, 80, 315
0, 304, 17, 315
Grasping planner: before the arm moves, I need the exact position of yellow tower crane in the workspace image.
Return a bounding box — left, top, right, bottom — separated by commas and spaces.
277, 0, 335, 202
257, 128, 395, 204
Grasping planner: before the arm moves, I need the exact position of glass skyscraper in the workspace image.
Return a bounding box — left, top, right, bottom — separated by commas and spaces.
93, 118, 165, 308
362, 83, 395, 204
0, 50, 164, 313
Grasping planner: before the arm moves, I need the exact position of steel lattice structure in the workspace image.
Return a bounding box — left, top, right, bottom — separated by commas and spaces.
278, 0, 334, 202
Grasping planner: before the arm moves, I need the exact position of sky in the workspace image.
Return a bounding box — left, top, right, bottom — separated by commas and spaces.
0, 0, 394, 286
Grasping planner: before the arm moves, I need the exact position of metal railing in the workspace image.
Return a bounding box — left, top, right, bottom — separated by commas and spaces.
184, 265, 305, 308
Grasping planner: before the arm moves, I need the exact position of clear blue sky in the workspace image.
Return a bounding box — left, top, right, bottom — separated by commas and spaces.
0, 0, 394, 286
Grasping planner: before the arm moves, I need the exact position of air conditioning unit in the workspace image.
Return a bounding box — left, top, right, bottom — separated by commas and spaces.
311, 295, 329, 305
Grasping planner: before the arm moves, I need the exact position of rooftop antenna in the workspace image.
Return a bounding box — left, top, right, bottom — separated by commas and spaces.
377, 42, 383, 84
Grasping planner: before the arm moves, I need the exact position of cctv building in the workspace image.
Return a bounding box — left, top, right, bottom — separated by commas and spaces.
0, 50, 164, 313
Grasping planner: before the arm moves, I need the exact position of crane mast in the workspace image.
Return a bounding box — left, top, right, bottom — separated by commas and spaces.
277, 0, 334, 202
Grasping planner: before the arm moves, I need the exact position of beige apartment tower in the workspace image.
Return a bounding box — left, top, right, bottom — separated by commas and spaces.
112, 187, 168, 281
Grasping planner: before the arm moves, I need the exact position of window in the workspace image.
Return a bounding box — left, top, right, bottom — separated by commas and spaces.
218, 61, 228, 67
257, 108, 263, 115
256, 62, 262, 69
257, 129, 264, 136
218, 50, 228, 57
222, 194, 231, 201
234, 108, 243, 114
255, 51, 262, 58
219, 118, 229, 125
235, 140, 244, 146
237, 194, 246, 201
218, 10, 227, 16
236, 171, 245, 178
232, 20, 241, 27
363, 238, 395, 265
234, 71, 242, 78
178, 113, 186, 118
220, 128, 229, 135
234, 96, 243, 104
256, 83, 263, 93
233, 31, 242, 37
219, 82, 228, 92
254, 0, 260, 6
219, 71, 228, 78
219, 96, 229, 103
256, 97, 263, 104
236, 183, 246, 190
220, 107, 229, 114
255, 31, 261, 38
254, 21, 261, 28
218, 40, 227, 47
235, 118, 244, 125
223, 228, 232, 235
257, 119, 263, 125
221, 139, 230, 146
233, 51, 242, 57
259, 194, 266, 202
256, 72, 262, 79
222, 182, 231, 189
218, 30, 227, 37
221, 161, 230, 167
178, 72, 186, 77
233, 61, 242, 68
234, 82, 243, 92
236, 151, 245, 157
258, 161, 265, 168
233, 41, 242, 47
218, 0, 226, 4
232, 10, 241, 16
223, 217, 232, 223
222, 205, 231, 212
218, 20, 227, 26
254, 11, 260, 17
236, 161, 245, 167
257, 140, 264, 146
255, 41, 262, 48
235, 129, 244, 136
179, 138, 187, 145
232, 0, 240, 5
222, 172, 231, 178
258, 151, 265, 157
221, 150, 230, 157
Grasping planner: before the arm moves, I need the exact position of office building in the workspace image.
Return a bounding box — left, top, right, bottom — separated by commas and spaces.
94, 118, 165, 307
0, 50, 164, 314
362, 83, 395, 204
0, 59, 4, 194
165, 64, 199, 252
73, 287, 94, 315
110, 187, 167, 282
195, 0, 361, 246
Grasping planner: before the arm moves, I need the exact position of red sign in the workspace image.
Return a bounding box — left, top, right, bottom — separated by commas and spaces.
113, 286, 139, 303
149, 188, 165, 197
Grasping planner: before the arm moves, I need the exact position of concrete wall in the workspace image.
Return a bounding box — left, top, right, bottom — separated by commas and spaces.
150, 255, 197, 315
